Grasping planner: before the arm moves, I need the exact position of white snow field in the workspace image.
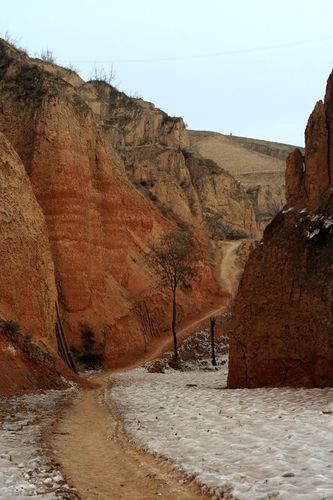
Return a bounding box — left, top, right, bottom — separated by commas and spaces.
0, 385, 78, 499
111, 361, 333, 499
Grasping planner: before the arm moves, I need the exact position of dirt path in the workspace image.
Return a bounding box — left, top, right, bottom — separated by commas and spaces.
219, 240, 243, 296
51, 305, 226, 499
51, 372, 208, 499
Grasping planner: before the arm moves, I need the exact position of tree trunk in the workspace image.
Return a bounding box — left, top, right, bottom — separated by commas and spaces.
172, 286, 179, 361
210, 317, 217, 366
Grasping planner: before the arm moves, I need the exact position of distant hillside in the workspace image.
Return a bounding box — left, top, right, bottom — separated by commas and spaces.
189, 130, 304, 229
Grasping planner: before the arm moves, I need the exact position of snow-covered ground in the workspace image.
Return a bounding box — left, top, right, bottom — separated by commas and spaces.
111, 360, 333, 499
0, 385, 78, 499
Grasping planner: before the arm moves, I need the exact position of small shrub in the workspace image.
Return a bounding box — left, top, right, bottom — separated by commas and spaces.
0, 319, 53, 365
90, 65, 117, 86
146, 358, 168, 373
76, 324, 104, 370
1, 319, 20, 334
128, 90, 142, 99
40, 49, 56, 63
66, 63, 79, 73
3, 31, 28, 55
168, 356, 184, 370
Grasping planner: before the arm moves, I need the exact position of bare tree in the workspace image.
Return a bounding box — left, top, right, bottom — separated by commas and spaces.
210, 316, 217, 366
4, 31, 19, 45
91, 65, 117, 86
3, 31, 28, 55
150, 228, 199, 363
40, 49, 56, 63
67, 63, 80, 73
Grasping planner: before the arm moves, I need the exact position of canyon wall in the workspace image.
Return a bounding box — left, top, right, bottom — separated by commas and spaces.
189, 131, 301, 231
0, 132, 56, 343
0, 131, 69, 392
77, 80, 257, 290
0, 40, 222, 368
228, 72, 333, 387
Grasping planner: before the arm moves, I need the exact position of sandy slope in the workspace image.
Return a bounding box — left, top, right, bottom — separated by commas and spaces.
50, 306, 226, 499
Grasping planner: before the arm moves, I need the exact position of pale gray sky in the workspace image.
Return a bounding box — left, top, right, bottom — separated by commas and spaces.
2, 0, 333, 145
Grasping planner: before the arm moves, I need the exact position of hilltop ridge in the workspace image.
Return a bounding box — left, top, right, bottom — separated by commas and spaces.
190, 130, 303, 229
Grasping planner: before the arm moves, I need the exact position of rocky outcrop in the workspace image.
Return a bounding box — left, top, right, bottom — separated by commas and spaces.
81, 81, 190, 150
246, 183, 285, 231
228, 72, 333, 387
0, 40, 220, 367
286, 101, 329, 208
82, 81, 257, 235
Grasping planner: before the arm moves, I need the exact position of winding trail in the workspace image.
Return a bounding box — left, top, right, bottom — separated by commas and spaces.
219, 240, 244, 296
50, 304, 226, 499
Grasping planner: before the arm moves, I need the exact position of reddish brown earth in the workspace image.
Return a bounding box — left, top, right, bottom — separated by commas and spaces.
0, 131, 69, 393
0, 39, 222, 378
0, 325, 63, 395
0, 132, 56, 346
228, 71, 333, 388
0, 321, 88, 395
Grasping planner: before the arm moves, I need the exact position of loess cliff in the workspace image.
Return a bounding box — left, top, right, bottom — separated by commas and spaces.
0, 131, 69, 393
76, 80, 258, 294
190, 130, 302, 231
35, 55, 259, 294
0, 39, 238, 375
228, 72, 333, 388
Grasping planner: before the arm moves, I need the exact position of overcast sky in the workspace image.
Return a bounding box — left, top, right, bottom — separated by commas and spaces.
2, 0, 333, 145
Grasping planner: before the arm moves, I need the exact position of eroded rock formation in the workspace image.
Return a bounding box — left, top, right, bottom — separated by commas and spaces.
190, 130, 300, 231
0, 132, 56, 344
0, 40, 222, 368
77, 80, 257, 289
228, 72, 333, 387
0, 132, 69, 392
30, 59, 258, 292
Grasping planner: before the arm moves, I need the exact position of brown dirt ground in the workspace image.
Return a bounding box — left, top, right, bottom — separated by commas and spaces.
49, 304, 227, 499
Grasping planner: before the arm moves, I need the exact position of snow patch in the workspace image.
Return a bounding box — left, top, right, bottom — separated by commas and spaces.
304, 213, 333, 238
4, 344, 17, 355
324, 219, 333, 229
111, 363, 333, 499
0, 386, 78, 498
306, 228, 320, 239
281, 207, 294, 214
